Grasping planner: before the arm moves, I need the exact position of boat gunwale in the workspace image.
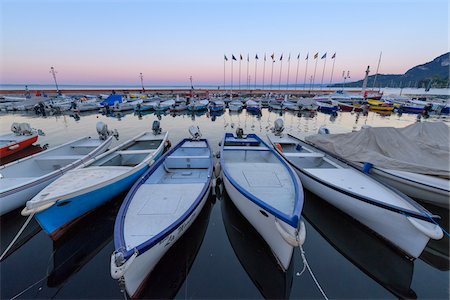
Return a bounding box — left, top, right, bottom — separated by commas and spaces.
275, 133, 440, 223
220, 133, 303, 228
114, 138, 213, 260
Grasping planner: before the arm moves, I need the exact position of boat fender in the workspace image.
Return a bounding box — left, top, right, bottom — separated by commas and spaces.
275, 143, 283, 152
164, 140, 172, 152
362, 162, 373, 173
214, 161, 221, 179
275, 219, 305, 247
21, 201, 56, 216
111, 249, 138, 279
407, 217, 443, 240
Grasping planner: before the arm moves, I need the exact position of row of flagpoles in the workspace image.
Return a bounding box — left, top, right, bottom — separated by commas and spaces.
223, 52, 337, 91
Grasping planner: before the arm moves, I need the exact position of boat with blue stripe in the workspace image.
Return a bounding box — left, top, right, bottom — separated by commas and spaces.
22, 121, 169, 240
110, 126, 213, 298
220, 129, 305, 271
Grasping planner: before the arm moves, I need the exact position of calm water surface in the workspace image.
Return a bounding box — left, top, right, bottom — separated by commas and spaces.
0, 109, 448, 299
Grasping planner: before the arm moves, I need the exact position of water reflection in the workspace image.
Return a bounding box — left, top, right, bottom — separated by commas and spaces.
46, 197, 121, 287
221, 192, 294, 299
137, 198, 213, 299
302, 191, 417, 299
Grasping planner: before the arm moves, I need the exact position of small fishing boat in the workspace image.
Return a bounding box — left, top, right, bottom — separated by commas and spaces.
134, 101, 159, 112
0, 123, 41, 158
209, 100, 225, 112
111, 126, 212, 298
297, 98, 318, 111
316, 100, 338, 112
267, 119, 443, 258
268, 99, 284, 110
220, 129, 305, 270
396, 103, 425, 114
282, 96, 299, 111
0, 122, 114, 216
187, 99, 209, 111
154, 99, 175, 111
22, 121, 168, 239
228, 100, 243, 111
169, 102, 187, 112
245, 100, 262, 113
335, 101, 365, 112
70, 99, 100, 112
113, 100, 143, 112
367, 99, 394, 111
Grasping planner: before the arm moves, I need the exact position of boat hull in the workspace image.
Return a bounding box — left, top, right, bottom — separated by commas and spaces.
35, 167, 149, 240
222, 174, 295, 270
123, 188, 210, 298
371, 169, 449, 208
295, 168, 432, 258
0, 135, 38, 158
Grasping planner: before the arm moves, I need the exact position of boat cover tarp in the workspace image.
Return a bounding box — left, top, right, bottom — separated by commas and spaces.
305, 122, 450, 177
100, 94, 122, 106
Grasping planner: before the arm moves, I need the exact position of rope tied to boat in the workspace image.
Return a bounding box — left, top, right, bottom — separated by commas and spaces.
298, 245, 329, 300
0, 212, 35, 261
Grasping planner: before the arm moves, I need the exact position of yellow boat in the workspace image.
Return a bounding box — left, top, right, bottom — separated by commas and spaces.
367, 99, 394, 111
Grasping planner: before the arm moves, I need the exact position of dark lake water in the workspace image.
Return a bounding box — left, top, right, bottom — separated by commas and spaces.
1, 108, 449, 299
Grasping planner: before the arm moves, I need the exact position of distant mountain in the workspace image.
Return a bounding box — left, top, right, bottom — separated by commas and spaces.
333, 52, 449, 88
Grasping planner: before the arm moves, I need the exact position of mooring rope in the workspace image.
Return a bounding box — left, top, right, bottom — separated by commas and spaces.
299, 245, 329, 300
0, 213, 34, 261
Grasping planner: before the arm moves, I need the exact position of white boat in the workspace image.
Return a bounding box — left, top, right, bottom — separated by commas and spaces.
111, 126, 212, 298
0, 123, 41, 158
187, 99, 209, 111
268, 99, 283, 110
228, 100, 243, 111
113, 99, 143, 112
23, 121, 168, 240
220, 130, 306, 270
71, 98, 100, 112
282, 96, 299, 111
0, 122, 114, 216
297, 98, 319, 111
245, 100, 261, 113
154, 99, 175, 111
267, 119, 443, 258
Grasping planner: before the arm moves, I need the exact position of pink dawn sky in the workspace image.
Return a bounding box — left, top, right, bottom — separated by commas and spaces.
0, 0, 448, 86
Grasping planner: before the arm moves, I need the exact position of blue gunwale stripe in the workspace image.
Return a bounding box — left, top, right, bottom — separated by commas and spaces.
220, 133, 303, 228
114, 138, 213, 260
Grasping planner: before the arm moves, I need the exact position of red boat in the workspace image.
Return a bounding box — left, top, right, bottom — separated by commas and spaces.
0, 133, 38, 158
336, 101, 365, 112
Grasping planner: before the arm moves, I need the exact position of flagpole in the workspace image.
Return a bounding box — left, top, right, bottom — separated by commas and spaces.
329, 54, 336, 87
246, 54, 250, 90
312, 53, 319, 91
286, 53, 291, 90
372, 51, 382, 90
223, 55, 226, 90
278, 54, 283, 90
239, 55, 242, 90
303, 53, 309, 92
231, 56, 234, 95
262, 53, 266, 90
254, 55, 258, 89
270, 55, 275, 90
294, 53, 300, 90
320, 54, 327, 91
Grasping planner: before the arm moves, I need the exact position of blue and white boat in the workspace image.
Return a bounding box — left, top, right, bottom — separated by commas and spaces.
110, 126, 213, 298
220, 129, 305, 271
209, 100, 225, 112
187, 99, 209, 111
245, 100, 262, 113
316, 100, 338, 112
154, 99, 175, 111
22, 121, 169, 240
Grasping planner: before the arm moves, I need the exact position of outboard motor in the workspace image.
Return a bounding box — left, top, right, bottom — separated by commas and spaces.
318, 125, 330, 135
152, 120, 162, 135
189, 125, 202, 140
96, 121, 119, 140
273, 118, 284, 136
236, 127, 244, 139
11, 122, 33, 135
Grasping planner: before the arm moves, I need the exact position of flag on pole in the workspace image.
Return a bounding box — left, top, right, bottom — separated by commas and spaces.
314, 53, 318, 59
321, 53, 327, 59
271, 53, 275, 61
255, 54, 259, 60
240, 54, 243, 60
297, 53, 300, 59
305, 53, 309, 60
232, 55, 237, 61
224, 55, 228, 61
332, 52, 336, 59
280, 54, 283, 61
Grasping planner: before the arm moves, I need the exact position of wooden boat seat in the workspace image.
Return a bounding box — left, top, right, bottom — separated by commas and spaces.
116, 150, 155, 155
165, 155, 210, 169
283, 152, 325, 158
34, 155, 84, 170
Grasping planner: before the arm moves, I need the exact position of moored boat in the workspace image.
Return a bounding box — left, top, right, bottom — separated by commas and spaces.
0, 123, 41, 158
187, 99, 209, 111
22, 121, 168, 239
228, 100, 244, 111
367, 99, 394, 111
110, 126, 213, 298
245, 100, 262, 113
267, 120, 443, 258
0, 122, 114, 216
220, 129, 305, 270
209, 100, 225, 112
